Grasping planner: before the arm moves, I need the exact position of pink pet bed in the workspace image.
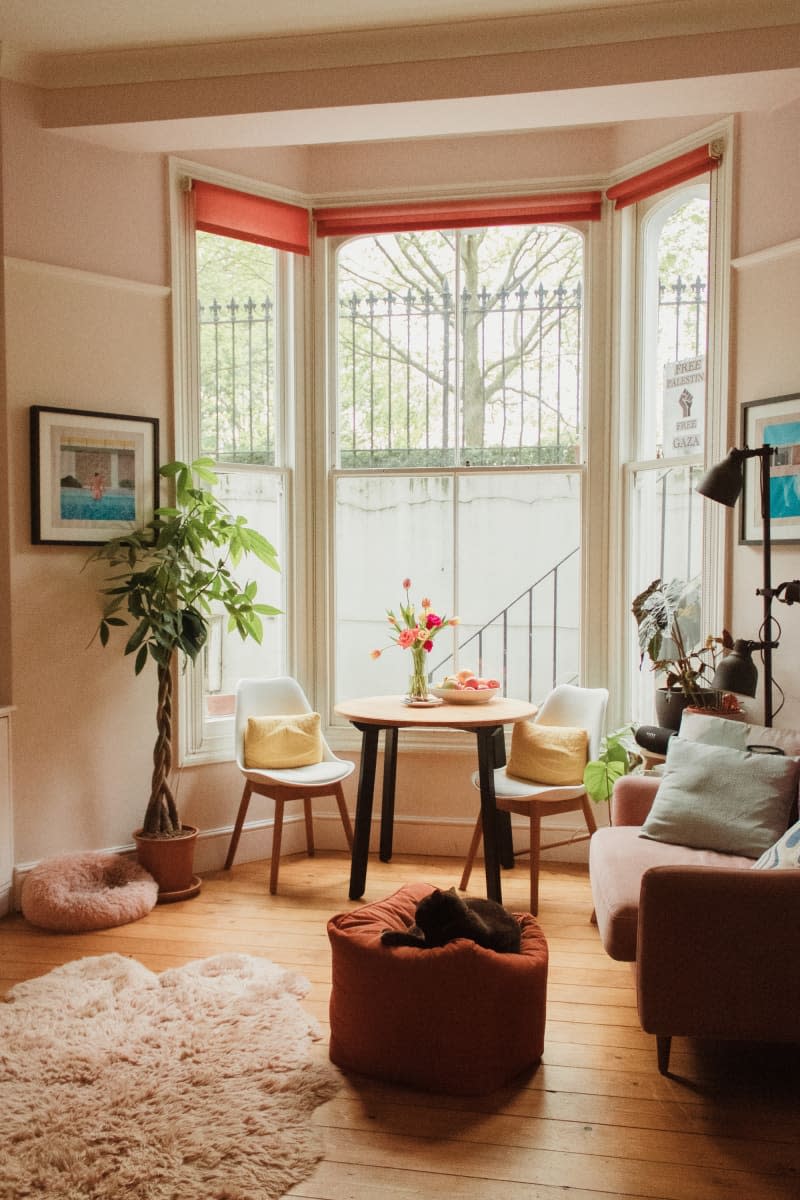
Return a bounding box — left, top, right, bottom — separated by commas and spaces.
21, 853, 159, 932
328, 882, 549, 1094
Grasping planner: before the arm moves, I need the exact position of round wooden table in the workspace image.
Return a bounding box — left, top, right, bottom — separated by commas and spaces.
335, 694, 537, 902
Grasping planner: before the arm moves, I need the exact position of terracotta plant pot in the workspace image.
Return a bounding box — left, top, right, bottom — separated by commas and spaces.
133, 825, 201, 903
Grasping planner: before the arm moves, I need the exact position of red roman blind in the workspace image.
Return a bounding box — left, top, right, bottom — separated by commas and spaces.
606, 144, 722, 210
313, 191, 602, 237
193, 180, 310, 255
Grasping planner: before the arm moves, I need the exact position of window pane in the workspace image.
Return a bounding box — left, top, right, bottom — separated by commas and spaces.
640, 192, 709, 460
459, 226, 584, 467
337, 232, 456, 468
196, 231, 277, 465
334, 474, 454, 702
447, 472, 581, 701
336, 225, 584, 469
334, 470, 581, 705
628, 462, 704, 722
203, 468, 287, 718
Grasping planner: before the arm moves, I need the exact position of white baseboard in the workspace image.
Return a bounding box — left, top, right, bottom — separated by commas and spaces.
9, 811, 604, 910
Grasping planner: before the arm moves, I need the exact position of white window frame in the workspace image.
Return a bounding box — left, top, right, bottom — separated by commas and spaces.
317, 215, 608, 737
607, 120, 733, 726
168, 157, 309, 765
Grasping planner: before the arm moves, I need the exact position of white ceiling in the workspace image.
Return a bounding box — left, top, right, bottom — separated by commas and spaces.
0, 0, 675, 55
2, 1, 799, 152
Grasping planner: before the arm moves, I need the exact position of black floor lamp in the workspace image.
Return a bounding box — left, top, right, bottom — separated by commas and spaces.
697, 443, 799, 727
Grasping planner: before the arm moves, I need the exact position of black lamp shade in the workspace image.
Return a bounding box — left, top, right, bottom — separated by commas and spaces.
711, 639, 758, 697
696, 450, 745, 507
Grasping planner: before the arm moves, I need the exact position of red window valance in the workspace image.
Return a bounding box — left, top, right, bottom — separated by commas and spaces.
606, 144, 722, 210
314, 191, 602, 238
193, 180, 310, 255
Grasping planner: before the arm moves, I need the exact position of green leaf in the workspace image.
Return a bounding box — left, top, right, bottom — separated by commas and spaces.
583, 758, 626, 804
134, 645, 149, 675
159, 461, 186, 478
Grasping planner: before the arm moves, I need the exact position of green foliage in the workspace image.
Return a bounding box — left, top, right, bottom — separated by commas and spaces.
631, 577, 731, 698
583, 725, 638, 804
87, 458, 281, 838
89, 457, 280, 672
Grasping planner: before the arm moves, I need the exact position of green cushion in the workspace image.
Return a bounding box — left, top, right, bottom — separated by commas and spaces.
640, 738, 799, 857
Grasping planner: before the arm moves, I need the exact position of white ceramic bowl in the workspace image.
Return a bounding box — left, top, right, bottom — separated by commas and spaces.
430, 686, 502, 705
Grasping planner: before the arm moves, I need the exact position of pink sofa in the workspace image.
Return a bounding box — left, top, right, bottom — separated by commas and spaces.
589, 720, 800, 1074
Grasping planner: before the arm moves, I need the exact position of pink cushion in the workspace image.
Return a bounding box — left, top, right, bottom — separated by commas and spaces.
327, 882, 548, 1094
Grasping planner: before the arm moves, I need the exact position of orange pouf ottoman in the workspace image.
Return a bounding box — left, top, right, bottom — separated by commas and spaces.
327, 882, 548, 1094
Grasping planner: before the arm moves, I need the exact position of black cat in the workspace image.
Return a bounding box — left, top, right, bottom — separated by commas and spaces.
381, 886, 521, 953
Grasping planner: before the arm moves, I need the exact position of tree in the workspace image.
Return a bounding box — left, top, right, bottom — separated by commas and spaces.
337, 224, 584, 466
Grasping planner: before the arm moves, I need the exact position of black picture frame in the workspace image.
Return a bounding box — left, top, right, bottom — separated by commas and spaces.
30, 406, 159, 546
740, 393, 800, 545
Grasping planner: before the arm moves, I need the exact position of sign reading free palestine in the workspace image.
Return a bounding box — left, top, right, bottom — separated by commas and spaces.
663, 356, 705, 457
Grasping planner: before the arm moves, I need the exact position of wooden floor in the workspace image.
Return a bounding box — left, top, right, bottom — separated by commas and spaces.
2, 853, 799, 1199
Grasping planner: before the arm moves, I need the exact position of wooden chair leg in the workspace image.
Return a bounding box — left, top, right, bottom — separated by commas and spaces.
528, 812, 542, 916
580, 795, 598, 837
303, 797, 315, 857
269, 799, 285, 895
335, 784, 354, 849
224, 780, 253, 870
460, 815, 483, 892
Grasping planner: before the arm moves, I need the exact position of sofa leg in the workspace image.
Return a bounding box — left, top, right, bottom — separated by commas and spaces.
656, 1036, 672, 1075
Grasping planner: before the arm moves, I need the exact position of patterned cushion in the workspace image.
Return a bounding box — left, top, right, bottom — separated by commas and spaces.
752, 818, 800, 869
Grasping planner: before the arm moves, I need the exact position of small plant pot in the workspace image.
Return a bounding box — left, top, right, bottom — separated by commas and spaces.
133, 825, 201, 903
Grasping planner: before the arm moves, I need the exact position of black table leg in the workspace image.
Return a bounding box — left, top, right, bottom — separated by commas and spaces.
489, 724, 515, 870
379, 726, 399, 862
475, 725, 503, 904
349, 723, 380, 900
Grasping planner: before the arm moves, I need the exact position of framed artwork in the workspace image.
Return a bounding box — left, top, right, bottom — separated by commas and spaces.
30, 406, 159, 545
740, 393, 800, 544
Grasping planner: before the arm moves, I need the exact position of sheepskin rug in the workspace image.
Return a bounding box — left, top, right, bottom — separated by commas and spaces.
0, 953, 340, 1200
21, 853, 158, 932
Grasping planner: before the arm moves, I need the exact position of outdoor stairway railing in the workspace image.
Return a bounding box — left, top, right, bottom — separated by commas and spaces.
429, 547, 580, 703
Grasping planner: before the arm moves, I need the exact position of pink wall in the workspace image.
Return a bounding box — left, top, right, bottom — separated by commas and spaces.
3, 82, 167, 286
0, 84, 10, 709
728, 97, 800, 727
736, 97, 800, 257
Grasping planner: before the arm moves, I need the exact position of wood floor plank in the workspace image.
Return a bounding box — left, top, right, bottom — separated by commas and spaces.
2, 852, 798, 1200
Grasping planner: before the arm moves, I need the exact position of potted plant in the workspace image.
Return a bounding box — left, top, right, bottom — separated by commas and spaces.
631, 577, 732, 730
88, 457, 280, 900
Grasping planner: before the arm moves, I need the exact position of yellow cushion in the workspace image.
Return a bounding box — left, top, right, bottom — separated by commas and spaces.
244, 713, 323, 769
506, 721, 588, 785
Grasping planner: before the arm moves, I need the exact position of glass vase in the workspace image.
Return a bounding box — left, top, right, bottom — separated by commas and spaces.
408, 647, 430, 700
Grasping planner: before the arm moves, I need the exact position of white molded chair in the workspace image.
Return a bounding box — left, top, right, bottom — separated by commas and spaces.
225, 676, 354, 894
460, 684, 609, 915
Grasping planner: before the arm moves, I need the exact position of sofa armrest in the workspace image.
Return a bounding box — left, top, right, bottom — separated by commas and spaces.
636, 865, 800, 1044
610, 774, 661, 826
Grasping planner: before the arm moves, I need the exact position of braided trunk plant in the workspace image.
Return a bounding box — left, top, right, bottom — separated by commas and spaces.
88, 458, 280, 837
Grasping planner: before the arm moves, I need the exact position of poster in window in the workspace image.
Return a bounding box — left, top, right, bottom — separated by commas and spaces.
662, 356, 705, 458
30, 406, 159, 545
741, 393, 800, 544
